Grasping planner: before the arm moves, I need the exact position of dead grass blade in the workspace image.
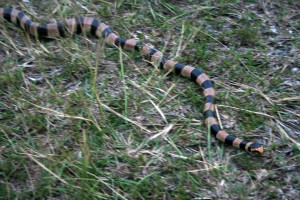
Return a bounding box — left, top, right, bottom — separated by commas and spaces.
217, 104, 276, 119
276, 120, 300, 150
276, 96, 300, 102
148, 98, 168, 124
22, 150, 70, 186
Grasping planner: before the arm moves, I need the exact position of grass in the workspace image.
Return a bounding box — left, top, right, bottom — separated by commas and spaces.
0, 0, 300, 199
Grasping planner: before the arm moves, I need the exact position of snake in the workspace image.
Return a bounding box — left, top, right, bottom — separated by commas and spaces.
0, 8, 264, 154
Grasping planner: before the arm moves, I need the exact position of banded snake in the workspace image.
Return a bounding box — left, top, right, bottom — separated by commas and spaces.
0, 8, 264, 154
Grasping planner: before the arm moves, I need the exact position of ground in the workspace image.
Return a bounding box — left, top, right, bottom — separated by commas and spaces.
0, 0, 299, 199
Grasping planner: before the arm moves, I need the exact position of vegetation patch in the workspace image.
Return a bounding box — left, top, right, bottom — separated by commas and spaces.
0, 0, 299, 199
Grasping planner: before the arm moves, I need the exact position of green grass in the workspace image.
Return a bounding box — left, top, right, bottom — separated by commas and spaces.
1, 0, 300, 199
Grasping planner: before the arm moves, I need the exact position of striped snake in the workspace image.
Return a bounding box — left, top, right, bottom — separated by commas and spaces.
0, 8, 264, 154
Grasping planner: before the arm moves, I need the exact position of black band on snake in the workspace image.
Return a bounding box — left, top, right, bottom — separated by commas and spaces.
0, 8, 264, 154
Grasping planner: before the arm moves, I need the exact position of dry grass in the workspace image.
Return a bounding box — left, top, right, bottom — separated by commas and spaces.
0, 0, 299, 199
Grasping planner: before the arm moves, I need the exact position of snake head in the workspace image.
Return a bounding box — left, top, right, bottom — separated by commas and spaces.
248, 142, 264, 155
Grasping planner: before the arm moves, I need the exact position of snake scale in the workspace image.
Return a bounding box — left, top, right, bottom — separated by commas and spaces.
0, 8, 264, 154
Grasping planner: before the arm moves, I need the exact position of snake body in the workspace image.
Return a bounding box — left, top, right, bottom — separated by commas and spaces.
0, 8, 264, 154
